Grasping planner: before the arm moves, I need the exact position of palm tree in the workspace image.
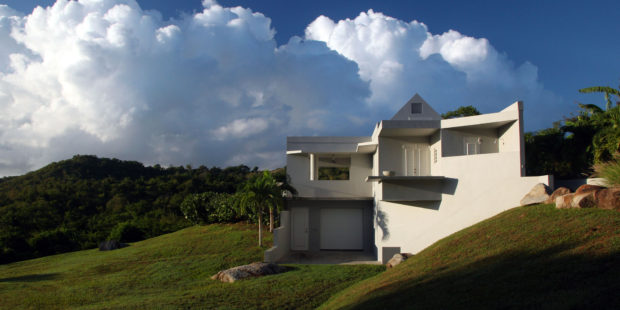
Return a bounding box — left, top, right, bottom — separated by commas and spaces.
237, 171, 283, 247
579, 85, 620, 111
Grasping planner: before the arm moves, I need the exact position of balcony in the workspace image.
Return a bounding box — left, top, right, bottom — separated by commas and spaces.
366, 176, 445, 202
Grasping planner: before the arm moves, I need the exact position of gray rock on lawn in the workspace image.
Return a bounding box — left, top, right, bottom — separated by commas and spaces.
386, 253, 413, 269
211, 262, 289, 283
520, 183, 551, 206
98, 240, 126, 251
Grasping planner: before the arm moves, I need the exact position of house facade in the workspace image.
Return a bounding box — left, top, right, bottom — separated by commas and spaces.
265, 94, 551, 263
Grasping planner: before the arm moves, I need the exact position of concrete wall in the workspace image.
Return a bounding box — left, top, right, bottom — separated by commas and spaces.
288, 200, 374, 253
373, 151, 550, 262
288, 153, 373, 198
264, 210, 290, 263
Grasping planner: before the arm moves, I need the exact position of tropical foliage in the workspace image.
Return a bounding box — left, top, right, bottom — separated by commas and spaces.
526, 84, 620, 178
0, 155, 258, 263
237, 171, 284, 246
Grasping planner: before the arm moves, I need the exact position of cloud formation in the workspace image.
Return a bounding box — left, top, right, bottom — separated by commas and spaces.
0, 1, 564, 176
305, 10, 562, 120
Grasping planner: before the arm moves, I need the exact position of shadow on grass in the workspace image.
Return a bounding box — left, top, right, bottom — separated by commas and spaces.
350, 243, 620, 309
0, 273, 60, 282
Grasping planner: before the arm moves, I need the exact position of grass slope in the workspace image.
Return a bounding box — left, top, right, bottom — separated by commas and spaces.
321, 204, 620, 309
0, 223, 384, 309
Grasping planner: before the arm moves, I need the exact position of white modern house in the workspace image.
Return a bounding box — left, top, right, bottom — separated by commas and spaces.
265, 94, 551, 263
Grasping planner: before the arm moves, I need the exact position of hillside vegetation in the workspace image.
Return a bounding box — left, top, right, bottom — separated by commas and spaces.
0, 223, 384, 309
0, 155, 263, 263
321, 204, 620, 309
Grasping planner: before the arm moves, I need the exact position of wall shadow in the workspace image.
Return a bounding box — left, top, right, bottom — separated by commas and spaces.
0, 273, 60, 282
375, 208, 389, 241
347, 243, 620, 309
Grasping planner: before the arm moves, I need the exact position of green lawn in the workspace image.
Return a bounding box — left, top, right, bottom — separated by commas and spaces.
320, 204, 620, 309
0, 223, 384, 309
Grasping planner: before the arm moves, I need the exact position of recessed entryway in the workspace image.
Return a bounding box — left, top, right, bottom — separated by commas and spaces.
291, 208, 309, 250
320, 208, 363, 250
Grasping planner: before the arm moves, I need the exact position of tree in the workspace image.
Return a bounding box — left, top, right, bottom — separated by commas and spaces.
579, 85, 620, 111
577, 85, 620, 162
237, 171, 283, 246
441, 105, 481, 119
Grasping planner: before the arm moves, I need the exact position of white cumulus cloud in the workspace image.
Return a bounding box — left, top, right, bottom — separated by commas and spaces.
305, 10, 564, 122
0, 2, 565, 176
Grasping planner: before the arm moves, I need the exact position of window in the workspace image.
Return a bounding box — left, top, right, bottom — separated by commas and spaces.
411, 102, 422, 114
433, 148, 437, 163
317, 155, 350, 180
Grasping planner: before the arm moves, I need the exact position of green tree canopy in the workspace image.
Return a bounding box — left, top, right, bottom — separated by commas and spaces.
441, 105, 481, 119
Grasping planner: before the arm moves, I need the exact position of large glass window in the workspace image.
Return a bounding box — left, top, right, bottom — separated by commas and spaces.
317, 155, 350, 180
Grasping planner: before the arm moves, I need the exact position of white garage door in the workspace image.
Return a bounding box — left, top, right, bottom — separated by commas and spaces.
320, 208, 363, 250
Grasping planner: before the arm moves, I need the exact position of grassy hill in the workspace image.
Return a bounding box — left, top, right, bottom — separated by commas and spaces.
0, 223, 384, 309
320, 204, 620, 309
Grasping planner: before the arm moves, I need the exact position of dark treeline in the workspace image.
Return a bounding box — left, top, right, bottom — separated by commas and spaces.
525, 100, 620, 178
0, 155, 264, 264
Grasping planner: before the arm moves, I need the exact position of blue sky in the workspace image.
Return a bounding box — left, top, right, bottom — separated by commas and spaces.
0, 0, 618, 174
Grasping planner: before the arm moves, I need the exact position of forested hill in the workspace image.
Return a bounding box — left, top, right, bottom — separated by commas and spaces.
0, 155, 259, 264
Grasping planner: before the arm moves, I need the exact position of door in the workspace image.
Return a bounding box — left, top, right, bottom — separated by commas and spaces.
291, 208, 309, 250
402, 144, 430, 176
320, 208, 363, 250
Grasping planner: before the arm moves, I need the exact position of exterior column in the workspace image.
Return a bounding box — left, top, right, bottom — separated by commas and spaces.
309, 153, 316, 180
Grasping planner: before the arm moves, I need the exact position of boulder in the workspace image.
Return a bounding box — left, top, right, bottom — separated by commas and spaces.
211, 262, 289, 283
555, 194, 574, 209
520, 183, 552, 206
594, 187, 620, 210
98, 240, 126, 251
545, 187, 571, 204
386, 253, 414, 269
575, 184, 604, 194
572, 192, 597, 208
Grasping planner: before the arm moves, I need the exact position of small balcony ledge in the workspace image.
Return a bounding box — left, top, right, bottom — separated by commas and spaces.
365, 175, 445, 183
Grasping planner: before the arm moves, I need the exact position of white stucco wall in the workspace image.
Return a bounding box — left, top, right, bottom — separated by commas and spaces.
264, 210, 290, 263
374, 151, 550, 262
288, 153, 373, 198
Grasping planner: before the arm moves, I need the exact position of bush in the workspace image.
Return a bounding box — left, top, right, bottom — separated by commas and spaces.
180, 193, 210, 224
28, 228, 78, 256
594, 153, 620, 186
108, 222, 144, 243
180, 192, 243, 225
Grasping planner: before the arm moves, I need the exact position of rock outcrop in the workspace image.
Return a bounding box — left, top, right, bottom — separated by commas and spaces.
386, 253, 414, 269
555, 194, 574, 209
575, 184, 605, 194
98, 240, 126, 251
552, 184, 619, 210
594, 187, 620, 210
520, 183, 552, 206
545, 187, 571, 204
211, 262, 289, 283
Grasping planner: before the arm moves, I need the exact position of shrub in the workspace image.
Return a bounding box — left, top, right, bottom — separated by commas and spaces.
108, 222, 144, 243
180, 192, 244, 225
180, 193, 210, 224
28, 228, 78, 256
594, 153, 620, 186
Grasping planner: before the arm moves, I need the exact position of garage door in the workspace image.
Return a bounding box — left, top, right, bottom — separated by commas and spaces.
320, 208, 363, 250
